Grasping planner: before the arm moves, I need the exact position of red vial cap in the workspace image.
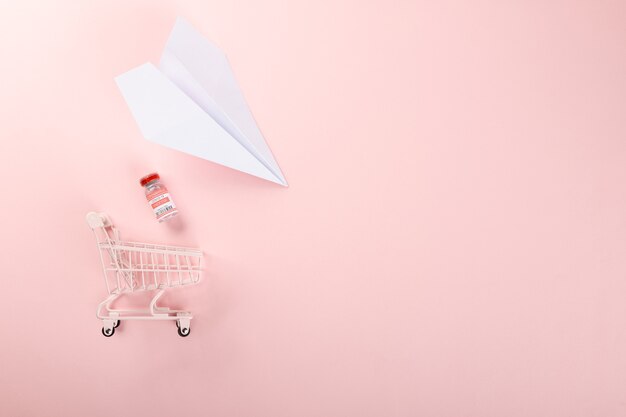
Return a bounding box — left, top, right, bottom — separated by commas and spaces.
140, 173, 160, 187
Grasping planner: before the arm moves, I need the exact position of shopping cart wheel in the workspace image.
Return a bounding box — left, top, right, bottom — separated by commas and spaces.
113, 320, 120, 329
177, 326, 191, 337
102, 327, 115, 337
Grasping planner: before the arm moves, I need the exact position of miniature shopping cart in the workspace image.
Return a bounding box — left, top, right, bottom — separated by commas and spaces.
86, 212, 203, 337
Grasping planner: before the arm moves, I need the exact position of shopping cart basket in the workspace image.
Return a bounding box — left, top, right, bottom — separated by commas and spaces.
86, 212, 203, 337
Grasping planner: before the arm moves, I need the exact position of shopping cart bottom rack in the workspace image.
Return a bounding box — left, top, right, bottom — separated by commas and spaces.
86, 212, 203, 337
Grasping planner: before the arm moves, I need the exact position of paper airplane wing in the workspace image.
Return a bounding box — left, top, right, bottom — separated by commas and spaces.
115, 63, 284, 185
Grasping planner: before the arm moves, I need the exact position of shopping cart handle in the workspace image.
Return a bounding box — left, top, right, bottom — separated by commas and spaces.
86, 212, 112, 229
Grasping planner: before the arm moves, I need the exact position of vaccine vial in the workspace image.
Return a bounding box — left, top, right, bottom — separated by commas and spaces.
140, 173, 179, 222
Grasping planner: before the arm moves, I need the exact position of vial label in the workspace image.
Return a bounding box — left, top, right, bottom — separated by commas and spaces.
147, 189, 177, 220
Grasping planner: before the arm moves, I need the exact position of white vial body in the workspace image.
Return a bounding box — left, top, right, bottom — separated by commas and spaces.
144, 180, 179, 222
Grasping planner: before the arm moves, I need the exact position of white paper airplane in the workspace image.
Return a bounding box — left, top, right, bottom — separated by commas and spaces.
115, 17, 287, 186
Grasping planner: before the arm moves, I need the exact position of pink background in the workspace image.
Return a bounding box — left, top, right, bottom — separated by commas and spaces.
1, 1, 626, 416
